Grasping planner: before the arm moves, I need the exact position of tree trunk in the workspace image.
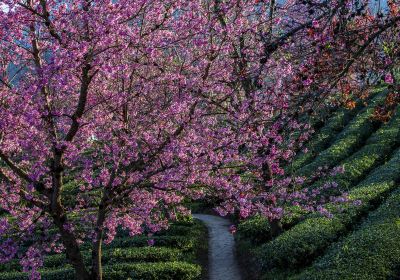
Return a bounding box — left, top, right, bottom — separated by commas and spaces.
50, 155, 91, 280
270, 219, 283, 238
53, 216, 91, 280
91, 235, 103, 280
91, 205, 107, 280
262, 161, 273, 182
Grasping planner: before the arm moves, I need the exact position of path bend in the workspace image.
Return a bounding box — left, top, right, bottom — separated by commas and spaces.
193, 214, 242, 280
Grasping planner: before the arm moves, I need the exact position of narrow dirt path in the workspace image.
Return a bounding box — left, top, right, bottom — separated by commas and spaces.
193, 214, 242, 280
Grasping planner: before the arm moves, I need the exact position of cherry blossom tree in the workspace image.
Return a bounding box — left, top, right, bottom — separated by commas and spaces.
198, 0, 400, 235
0, 0, 399, 279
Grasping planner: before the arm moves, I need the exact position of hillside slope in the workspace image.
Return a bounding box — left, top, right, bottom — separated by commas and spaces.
236, 89, 400, 280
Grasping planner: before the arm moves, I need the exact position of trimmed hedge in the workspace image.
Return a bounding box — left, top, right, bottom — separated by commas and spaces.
296, 91, 387, 177
236, 215, 272, 245
113, 247, 180, 264
2, 220, 207, 273
0, 220, 207, 277
39, 220, 201, 249
19, 232, 198, 261
106, 262, 202, 280
290, 87, 385, 173
0, 268, 75, 280
290, 101, 367, 172
82, 235, 196, 251
291, 188, 400, 280
238, 105, 400, 253
0, 247, 182, 272
0, 261, 201, 280
116, 220, 202, 238
314, 105, 400, 190
256, 145, 400, 279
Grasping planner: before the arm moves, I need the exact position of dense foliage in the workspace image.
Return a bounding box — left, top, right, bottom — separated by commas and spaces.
236, 89, 400, 279
0, 0, 399, 279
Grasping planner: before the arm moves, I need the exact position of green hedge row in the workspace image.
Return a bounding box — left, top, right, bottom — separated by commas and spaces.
115, 220, 201, 238
256, 146, 400, 279
312, 105, 400, 190
291, 188, 400, 280
107, 262, 201, 280
0, 247, 182, 272
81, 235, 196, 252
237, 104, 399, 249
21, 230, 198, 262
0, 261, 201, 280
0, 219, 207, 275
236, 215, 272, 245
290, 86, 385, 173
289, 100, 367, 172
296, 91, 387, 178
40, 219, 199, 243
3, 219, 207, 277
155, 226, 201, 238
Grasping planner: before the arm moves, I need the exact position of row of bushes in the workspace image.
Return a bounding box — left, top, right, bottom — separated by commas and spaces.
3, 219, 207, 272
236, 215, 272, 245
0, 246, 183, 272
31, 219, 200, 254
0, 261, 202, 280
19, 234, 197, 260
256, 145, 400, 279
331, 106, 400, 189
292, 187, 400, 280
296, 91, 387, 177
41, 217, 198, 238
1, 218, 207, 280
238, 87, 392, 279
87, 235, 196, 251
289, 94, 372, 172
236, 100, 397, 249
291, 85, 386, 173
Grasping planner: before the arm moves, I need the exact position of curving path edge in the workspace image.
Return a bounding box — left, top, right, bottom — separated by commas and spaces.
193, 214, 242, 280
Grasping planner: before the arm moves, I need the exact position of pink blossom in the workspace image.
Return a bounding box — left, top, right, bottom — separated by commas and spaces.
0, 1, 393, 278
385, 73, 394, 84
312, 19, 320, 29
229, 225, 237, 234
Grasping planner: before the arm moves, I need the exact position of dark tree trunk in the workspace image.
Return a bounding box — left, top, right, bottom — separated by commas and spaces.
53, 215, 91, 280
262, 161, 273, 183
50, 161, 91, 280
270, 219, 283, 238
91, 236, 103, 280
91, 205, 106, 280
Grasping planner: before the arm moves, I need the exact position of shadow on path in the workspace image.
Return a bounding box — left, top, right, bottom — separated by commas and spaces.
194, 214, 242, 280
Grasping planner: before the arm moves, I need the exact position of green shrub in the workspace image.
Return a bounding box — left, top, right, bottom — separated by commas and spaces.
71, 235, 197, 254
2, 218, 207, 273
291, 188, 400, 280
104, 235, 195, 251
0, 261, 201, 280
105, 262, 202, 280
316, 105, 400, 190
105, 247, 182, 264
116, 220, 201, 239
236, 215, 272, 245
51, 247, 181, 269
256, 146, 400, 279
237, 102, 399, 263
155, 224, 201, 237
0, 247, 182, 272
290, 104, 363, 172
296, 91, 387, 177
0, 268, 74, 280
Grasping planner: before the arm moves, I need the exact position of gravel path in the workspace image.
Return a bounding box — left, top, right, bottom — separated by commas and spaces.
194, 214, 242, 280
